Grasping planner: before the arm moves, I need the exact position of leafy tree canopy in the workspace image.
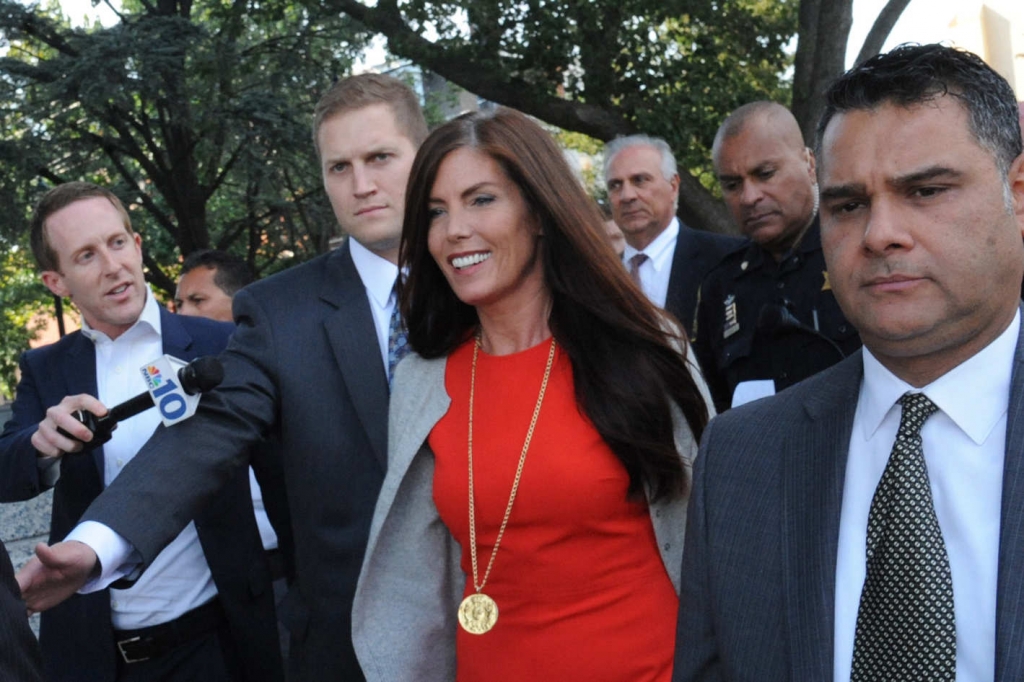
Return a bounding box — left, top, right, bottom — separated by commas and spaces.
0, 0, 372, 295
328, 0, 911, 234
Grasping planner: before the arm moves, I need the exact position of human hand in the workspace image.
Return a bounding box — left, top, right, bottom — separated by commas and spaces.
30, 394, 108, 458
16, 541, 99, 615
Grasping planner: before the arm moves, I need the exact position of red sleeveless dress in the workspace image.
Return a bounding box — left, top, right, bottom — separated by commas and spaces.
430, 338, 678, 682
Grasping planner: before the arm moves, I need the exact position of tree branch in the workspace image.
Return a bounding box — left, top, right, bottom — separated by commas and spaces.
855, 0, 913, 66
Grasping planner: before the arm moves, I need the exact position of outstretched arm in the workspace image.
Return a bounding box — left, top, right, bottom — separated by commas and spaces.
16, 541, 98, 615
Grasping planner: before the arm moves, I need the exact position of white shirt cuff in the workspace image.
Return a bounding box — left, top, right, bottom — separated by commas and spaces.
64, 521, 142, 592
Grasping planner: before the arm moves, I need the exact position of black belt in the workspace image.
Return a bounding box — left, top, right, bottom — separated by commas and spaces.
114, 599, 226, 664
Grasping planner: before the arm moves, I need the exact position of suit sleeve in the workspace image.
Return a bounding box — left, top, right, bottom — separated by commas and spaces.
0, 542, 43, 682
0, 352, 55, 502
80, 288, 279, 567
672, 418, 724, 682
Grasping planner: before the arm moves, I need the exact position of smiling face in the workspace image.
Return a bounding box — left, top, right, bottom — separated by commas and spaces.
319, 103, 418, 263
819, 96, 1024, 385
426, 147, 547, 318
714, 112, 817, 256
605, 145, 680, 251
40, 196, 147, 340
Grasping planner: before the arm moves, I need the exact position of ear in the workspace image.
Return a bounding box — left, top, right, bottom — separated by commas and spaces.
805, 147, 817, 179
669, 173, 681, 195
41, 270, 69, 298
133, 231, 143, 251
1010, 154, 1024, 239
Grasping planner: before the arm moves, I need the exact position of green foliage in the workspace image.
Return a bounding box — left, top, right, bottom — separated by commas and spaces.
0, 241, 50, 399
388, 0, 797, 175
0, 0, 371, 295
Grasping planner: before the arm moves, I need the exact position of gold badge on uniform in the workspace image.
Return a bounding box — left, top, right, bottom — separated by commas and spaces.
821, 271, 831, 291
723, 294, 740, 339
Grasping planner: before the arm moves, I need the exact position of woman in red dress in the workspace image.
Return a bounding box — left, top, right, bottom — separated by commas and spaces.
352, 109, 713, 681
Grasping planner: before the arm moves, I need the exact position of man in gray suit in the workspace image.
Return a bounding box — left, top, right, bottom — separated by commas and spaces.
674, 44, 1024, 681
16, 73, 425, 682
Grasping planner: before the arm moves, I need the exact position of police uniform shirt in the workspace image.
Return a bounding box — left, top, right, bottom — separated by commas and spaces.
692, 218, 861, 412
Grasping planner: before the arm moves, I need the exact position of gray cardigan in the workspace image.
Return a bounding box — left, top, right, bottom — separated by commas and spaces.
352, 349, 712, 682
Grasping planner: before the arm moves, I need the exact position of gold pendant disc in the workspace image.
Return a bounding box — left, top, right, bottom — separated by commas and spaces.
458, 593, 499, 634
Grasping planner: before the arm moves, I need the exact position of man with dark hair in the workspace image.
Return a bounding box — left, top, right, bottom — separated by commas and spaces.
692, 101, 861, 411
604, 134, 741, 336
175, 250, 256, 322
0, 182, 282, 682
673, 44, 1024, 681
17, 73, 426, 681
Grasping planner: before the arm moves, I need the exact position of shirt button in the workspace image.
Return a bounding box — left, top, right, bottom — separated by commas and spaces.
776, 281, 785, 289
663, 543, 671, 551
116, 459, 125, 468
839, 324, 847, 333
114, 366, 123, 375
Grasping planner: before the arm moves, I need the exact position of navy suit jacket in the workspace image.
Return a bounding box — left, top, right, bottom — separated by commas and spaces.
674, 322, 1024, 681
663, 224, 742, 338
81, 242, 389, 681
0, 308, 282, 682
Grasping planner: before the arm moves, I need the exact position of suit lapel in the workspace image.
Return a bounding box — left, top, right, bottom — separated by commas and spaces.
665, 227, 697, 321
59, 333, 106, 480
995, 317, 1024, 682
158, 307, 195, 359
320, 242, 390, 470
784, 353, 862, 679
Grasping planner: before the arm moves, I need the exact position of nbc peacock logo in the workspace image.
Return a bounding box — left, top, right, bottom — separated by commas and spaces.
141, 364, 163, 391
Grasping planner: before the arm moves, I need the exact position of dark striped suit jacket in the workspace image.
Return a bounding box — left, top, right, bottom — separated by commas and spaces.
674, 319, 1024, 681
0, 539, 43, 681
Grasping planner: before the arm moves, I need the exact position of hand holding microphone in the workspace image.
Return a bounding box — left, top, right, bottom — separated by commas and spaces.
42, 356, 224, 455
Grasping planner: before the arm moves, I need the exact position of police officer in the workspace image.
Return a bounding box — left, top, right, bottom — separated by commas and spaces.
693, 101, 861, 411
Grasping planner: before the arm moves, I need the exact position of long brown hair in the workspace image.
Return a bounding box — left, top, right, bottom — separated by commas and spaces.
400, 109, 708, 500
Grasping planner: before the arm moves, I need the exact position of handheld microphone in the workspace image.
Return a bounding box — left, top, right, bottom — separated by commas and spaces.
58, 356, 224, 452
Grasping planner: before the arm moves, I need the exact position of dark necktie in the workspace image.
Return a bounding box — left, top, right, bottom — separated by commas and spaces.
386, 284, 409, 387
629, 253, 648, 287
851, 392, 955, 682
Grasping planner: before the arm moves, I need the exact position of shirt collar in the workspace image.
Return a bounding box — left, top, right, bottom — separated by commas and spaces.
622, 217, 679, 268
81, 285, 162, 345
860, 309, 1019, 445
348, 237, 400, 308
733, 215, 820, 279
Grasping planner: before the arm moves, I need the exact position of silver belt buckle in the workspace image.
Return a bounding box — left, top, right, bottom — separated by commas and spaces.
116, 636, 151, 664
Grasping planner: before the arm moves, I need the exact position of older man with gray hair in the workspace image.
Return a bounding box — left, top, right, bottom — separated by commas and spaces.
604, 134, 741, 337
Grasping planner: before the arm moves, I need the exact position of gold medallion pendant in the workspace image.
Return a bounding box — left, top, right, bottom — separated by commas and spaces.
460, 337, 556, 636
458, 593, 499, 634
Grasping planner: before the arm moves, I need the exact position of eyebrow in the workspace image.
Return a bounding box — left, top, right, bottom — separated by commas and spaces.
429, 181, 499, 203
820, 165, 964, 202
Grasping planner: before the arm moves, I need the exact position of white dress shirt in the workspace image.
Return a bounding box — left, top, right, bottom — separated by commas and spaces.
834, 311, 1018, 682
71, 237, 398, 595
348, 237, 400, 371
71, 288, 217, 629
622, 217, 678, 309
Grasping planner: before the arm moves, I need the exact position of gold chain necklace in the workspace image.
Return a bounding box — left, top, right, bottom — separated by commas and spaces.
458, 335, 557, 635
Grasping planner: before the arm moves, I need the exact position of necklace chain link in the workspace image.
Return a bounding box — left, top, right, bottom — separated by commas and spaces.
467, 336, 557, 593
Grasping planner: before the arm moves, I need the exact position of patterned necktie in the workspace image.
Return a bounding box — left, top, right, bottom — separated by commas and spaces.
851, 392, 955, 682
386, 284, 409, 387
629, 253, 649, 287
